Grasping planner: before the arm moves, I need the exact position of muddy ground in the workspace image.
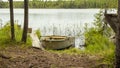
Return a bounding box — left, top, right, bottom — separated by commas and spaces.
0, 46, 110, 68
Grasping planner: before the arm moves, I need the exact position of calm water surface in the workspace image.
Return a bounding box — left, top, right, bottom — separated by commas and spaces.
0, 9, 100, 48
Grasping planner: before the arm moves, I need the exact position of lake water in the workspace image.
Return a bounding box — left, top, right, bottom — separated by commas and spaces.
0, 9, 100, 48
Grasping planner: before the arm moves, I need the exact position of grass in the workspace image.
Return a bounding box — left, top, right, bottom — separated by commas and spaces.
35, 29, 41, 39
0, 23, 32, 49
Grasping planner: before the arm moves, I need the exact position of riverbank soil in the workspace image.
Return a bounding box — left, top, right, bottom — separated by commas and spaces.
0, 46, 109, 68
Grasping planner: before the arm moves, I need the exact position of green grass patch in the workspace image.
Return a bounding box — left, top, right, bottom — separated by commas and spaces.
35, 29, 41, 39
0, 23, 32, 49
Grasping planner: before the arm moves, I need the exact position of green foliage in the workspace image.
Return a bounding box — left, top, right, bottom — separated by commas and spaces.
102, 49, 115, 67
0, 22, 32, 48
85, 10, 113, 46
35, 29, 41, 39
84, 10, 115, 66
85, 37, 114, 54
0, 2, 8, 8
0, 23, 11, 45
0, 0, 118, 8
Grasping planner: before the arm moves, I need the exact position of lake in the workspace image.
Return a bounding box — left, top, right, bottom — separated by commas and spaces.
0, 9, 100, 48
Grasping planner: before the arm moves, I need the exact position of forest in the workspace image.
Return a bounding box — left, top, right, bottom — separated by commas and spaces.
0, 0, 118, 8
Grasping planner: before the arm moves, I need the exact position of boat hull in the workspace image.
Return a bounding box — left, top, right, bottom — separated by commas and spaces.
41, 36, 75, 50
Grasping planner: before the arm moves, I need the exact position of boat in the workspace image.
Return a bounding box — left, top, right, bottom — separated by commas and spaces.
40, 35, 75, 50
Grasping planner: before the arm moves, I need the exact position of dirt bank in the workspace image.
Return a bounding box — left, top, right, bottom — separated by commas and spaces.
0, 46, 108, 68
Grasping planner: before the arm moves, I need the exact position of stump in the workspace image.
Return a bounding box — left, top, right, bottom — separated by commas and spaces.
28, 28, 32, 33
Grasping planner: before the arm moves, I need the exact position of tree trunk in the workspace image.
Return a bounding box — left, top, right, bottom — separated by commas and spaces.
9, 0, 15, 40
104, 14, 118, 33
21, 0, 29, 43
115, 0, 120, 67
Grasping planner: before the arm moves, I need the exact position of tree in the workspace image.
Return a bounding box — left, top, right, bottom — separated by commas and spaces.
115, 0, 120, 67
9, 0, 15, 40
105, 0, 120, 67
21, 0, 29, 43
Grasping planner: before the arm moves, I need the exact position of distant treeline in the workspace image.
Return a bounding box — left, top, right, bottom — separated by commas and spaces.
0, 0, 117, 8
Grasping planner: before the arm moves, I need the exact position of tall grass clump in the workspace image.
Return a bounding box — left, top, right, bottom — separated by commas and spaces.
0, 23, 11, 45
35, 29, 41, 39
84, 10, 115, 66
0, 22, 32, 48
